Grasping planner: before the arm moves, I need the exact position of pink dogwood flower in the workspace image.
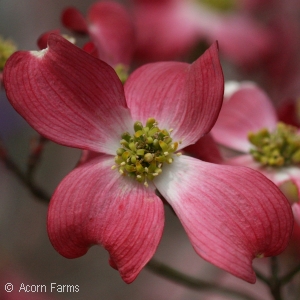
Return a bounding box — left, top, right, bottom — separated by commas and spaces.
131, 0, 273, 67
3, 35, 293, 283
61, 1, 135, 67
211, 81, 300, 225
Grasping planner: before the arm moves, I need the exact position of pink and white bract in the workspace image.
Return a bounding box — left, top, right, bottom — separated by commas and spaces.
212, 81, 300, 225
3, 35, 293, 284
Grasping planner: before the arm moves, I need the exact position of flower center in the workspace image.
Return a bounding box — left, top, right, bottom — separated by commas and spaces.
112, 118, 181, 187
0, 35, 17, 71
196, 0, 237, 12
248, 122, 300, 167
114, 64, 129, 84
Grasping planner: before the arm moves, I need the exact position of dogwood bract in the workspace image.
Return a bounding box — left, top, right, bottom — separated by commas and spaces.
131, 0, 273, 66
3, 35, 293, 283
211, 81, 300, 224
61, 1, 135, 68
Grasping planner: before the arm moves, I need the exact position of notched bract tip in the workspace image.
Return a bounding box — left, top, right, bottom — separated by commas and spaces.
30, 48, 48, 58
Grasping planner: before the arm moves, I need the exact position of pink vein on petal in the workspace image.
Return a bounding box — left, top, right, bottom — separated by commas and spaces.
3, 34, 133, 154
154, 155, 293, 283
48, 154, 164, 283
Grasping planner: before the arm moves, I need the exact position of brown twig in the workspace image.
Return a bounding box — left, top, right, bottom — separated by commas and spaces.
27, 135, 48, 181
146, 259, 261, 300
0, 139, 50, 202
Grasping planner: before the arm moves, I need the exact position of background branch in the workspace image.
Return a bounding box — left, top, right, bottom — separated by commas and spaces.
0, 139, 50, 202
146, 259, 260, 300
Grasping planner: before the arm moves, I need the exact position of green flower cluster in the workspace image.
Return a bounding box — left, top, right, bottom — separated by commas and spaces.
113, 118, 180, 187
0, 36, 17, 71
114, 64, 129, 84
197, 0, 237, 12
248, 122, 300, 167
